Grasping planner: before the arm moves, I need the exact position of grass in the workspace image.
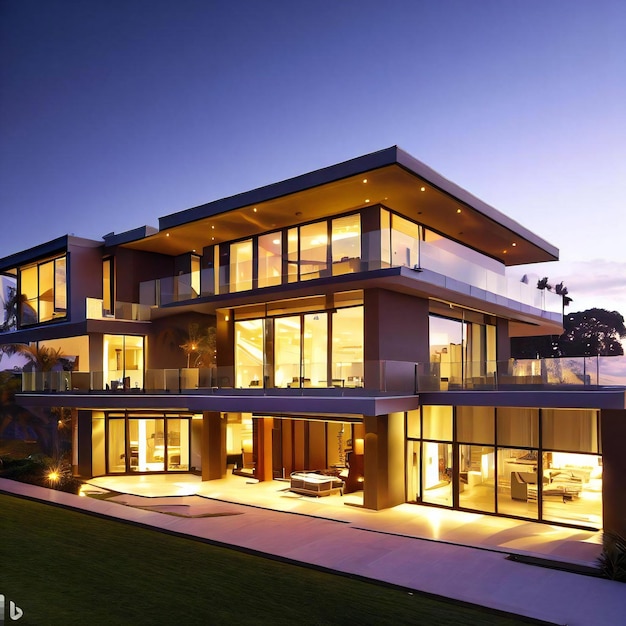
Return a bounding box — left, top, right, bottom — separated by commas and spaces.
0, 493, 545, 625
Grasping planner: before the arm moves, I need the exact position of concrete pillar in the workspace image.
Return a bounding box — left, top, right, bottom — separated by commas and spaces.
363, 412, 406, 510
363, 289, 429, 392
77, 410, 93, 479
255, 417, 274, 482
600, 409, 626, 538
201, 411, 226, 481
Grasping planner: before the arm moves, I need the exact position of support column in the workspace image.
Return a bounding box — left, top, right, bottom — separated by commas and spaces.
363, 412, 406, 510
363, 289, 429, 392
202, 411, 226, 481
254, 417, 274, 482
600, 409, 626, 538
77, 410, 93, 479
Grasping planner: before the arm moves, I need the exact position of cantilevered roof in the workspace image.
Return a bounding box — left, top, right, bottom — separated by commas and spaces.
118, 146, 559, 266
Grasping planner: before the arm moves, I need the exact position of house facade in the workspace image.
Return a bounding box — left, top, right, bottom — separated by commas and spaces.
1, 147, 625, 538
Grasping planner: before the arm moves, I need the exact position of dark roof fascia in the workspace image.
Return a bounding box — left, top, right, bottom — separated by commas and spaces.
394, 148, 559, 260
103, 225, 159, 248
15, 391, 420, 416
158, 147, 402, 231
0, 235, 70, 273
157, 145, 558, 261
418, 389, 626, 410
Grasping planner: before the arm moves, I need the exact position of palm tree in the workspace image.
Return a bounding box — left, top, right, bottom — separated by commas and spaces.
1, 344, 65, 372
179, 323, 216, 368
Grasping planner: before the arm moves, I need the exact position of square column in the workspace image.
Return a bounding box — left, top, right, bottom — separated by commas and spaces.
201, 411, 226, 480
363, 412, 406, 510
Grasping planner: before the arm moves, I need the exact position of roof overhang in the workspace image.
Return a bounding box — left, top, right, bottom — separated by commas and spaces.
118, 147, 558, 266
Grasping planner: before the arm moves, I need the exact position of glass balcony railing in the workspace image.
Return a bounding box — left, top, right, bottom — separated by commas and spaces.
415, 356, 626, 391
19, 356, 626, 396
86, 298, 151, 321
138, 235, 563, 316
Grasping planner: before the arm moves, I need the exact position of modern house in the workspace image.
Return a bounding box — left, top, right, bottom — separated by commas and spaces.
1, 146, 624, 538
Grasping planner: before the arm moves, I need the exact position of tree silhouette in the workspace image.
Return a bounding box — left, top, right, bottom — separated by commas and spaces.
511, 308, 626, 358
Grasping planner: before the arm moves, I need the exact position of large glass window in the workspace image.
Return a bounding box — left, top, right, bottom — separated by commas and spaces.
299, 222, 328, 280
107, 418, 126, 473
422, 441, 453, 506
542, 409, 599, 453
230, 239, 253, 292
331, 307, 363, 387
497, 408, 539, 448
235, 319, 264, 388
274, 316, 301, 388
104, 334, 144, 390
391, 214, 419, 268
258, 232, 282, 288
331, 214, 361, 275
103, 258, 113, 315
303, 312, 327, 387
422, 406, 453, 441
541, 452, 602, 527
19, 255, 67, 326
459, 445, 495, 512
497, 447, 539, 519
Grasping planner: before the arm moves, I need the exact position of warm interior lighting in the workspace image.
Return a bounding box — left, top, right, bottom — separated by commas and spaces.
365, 199, 370, 203
166, 233, 170, 237
224, 314, 229, 321
512, 242, 517, 246
354, 438, 364, 455
362, 178, 368, 183
420, 186, 426, 192
48, 470, 60, 482
456, 208, 462, 214
253, 207, 257, 212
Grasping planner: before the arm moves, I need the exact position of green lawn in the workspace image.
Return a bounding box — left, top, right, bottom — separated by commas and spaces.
0, 493, 543, 625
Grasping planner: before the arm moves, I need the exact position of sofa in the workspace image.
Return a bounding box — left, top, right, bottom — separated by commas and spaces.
289, 471, 344, 497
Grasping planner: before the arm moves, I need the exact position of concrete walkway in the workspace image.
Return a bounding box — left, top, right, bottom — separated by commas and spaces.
2, 476, 625, 625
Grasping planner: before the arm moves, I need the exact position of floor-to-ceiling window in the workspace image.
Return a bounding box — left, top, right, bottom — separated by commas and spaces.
234, 319, 264, 388
103, 334, 144, 390
230, 239, 253, 292
421, 406, 453, 507
331, 306, 364, 386
457, 406, 495, 513
105, 413, 191, 474
19, 255, 67, 326
411, 404, 602, 529
258, 232, 282, 288
274, 315, 302, 388
300, 222, 328, 280
429, 311, 496, 389
331, 214, 361, 275
234, 300, 363, 389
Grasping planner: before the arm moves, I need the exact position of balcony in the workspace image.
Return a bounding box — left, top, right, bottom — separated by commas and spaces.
86, 298, 151, 321
415, 356, 626, 391
138, 236, 563, 316
16, 356, 626, 397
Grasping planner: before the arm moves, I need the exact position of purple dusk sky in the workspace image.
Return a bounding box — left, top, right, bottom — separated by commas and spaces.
1, 1, 625, 315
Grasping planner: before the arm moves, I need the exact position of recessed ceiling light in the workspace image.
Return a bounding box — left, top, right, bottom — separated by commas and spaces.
253, 207, 257, 212
166, 233, 170, 237
362, 178, 368, 183
365, 199, 370, 203
420, 187, 426, 192
211, 225, 215, 229
512, 242, 517, 247
456, 208, 462, 214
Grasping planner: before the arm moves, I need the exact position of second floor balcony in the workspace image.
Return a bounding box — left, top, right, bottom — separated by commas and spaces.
16, 356, 626, 397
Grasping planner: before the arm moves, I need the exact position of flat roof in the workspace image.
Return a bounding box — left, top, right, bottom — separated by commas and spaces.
121, 146, 559, 266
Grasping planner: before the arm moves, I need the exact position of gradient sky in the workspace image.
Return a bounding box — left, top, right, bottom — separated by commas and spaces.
1, 1, 625, 316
